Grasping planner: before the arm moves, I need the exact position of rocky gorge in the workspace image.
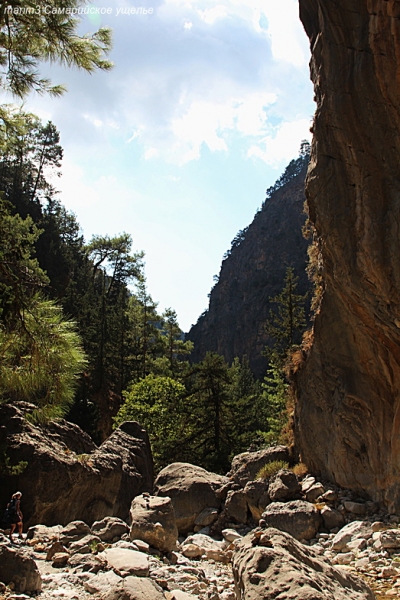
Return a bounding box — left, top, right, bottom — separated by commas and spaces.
1, 402, 400, 600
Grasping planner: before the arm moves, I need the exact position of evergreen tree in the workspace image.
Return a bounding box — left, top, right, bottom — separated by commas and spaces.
0, 0, 112, 97
262, 266, 308, 444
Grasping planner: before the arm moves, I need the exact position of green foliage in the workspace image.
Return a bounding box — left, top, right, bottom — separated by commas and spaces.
265, 267, 307, 362
264, 140, 310, 205
0, 0, 112, 97
0, 196, 48, 326
261, 267, 308, 446
114, 374, 187, 470
0, 295, 87, 421
0, 444, 27, 476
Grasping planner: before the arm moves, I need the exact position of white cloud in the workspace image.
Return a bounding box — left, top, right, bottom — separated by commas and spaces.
248, 118, 311, 165
197, 6, 227, 24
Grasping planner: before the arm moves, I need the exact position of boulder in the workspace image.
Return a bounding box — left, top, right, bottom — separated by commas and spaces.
194, 507, 219, 527
91, 516, 129, 542
0, 545, 42, 593
262, 500, 322, 541
129, 494, 178, 552
68, 553, 108, 572
229, 446, 290, 486
0, 402, 154, 526
100, 547, 149, 577
305, 483, 325, 503
232, 528, 375, 599
26, 524, 62, 541
84, 570, 123, 594
243, 480, 270, 521
321, 506, 345, 531
51, 552, 70, 567
268, 469, 301, 502
331, 521, 373, 552
154, 463, 227, 534
68, 533, 102, 555
224, 490, 248, 524
103, 576, 165, 600
46, 541, 68, 561
60, 520, 91, 544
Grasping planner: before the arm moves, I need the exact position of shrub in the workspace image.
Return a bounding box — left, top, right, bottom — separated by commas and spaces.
256, 460, 289, 480
291, 462, 308, 478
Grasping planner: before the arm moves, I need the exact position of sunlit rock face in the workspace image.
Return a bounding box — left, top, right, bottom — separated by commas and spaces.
187, 171, 310, 378
294, 0, 400, 511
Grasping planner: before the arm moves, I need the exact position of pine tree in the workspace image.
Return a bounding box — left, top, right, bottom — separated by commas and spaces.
0, 0, 112, 97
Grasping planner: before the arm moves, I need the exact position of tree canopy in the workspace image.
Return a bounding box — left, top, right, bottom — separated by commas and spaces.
0, 0, 112, 97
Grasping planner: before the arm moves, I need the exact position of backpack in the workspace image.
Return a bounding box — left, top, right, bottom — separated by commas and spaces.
8, 498, 17, 515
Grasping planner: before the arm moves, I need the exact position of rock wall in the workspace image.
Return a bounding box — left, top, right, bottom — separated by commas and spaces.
294, 0, 400, 511
0, 403, 154, 526
187, 171, 310, 378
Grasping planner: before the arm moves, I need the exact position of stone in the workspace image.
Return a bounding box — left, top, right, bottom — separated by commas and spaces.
378, 529, 400, 549
228, 446, 290, 486
60, 520, 91, 544
268, 469, 301, 502
0, 545, 42, 593
91, 516, 129, 542
68, 553, 108, 572
129, 494, 178, 553
103, 575, 165, 600
51, 552, 70, 567
68, 533, 102, 555
321, 506, 345, 531
100, 547, 149, 577
0, 402, 154, 527
262, 500, 322, 541
194, 507, 218, 527
154, 462, 227, 534
168, 591, 198, 600
131, 539, 150, 553
46, 541, 68, 561
232, 528, 375, 599
84, 570, 123, 594
181, 543, 204, 558
243, 479, 270, 522
26, 524, 62, 541
222, 528, 242, 542
331, 522, 373, 552
224, 490, 248, 524
293, 0, 400, 514
320, 489, 338, 503
344, 501, 367, 516
182, 533, 224, 553
305, 483, 325, 503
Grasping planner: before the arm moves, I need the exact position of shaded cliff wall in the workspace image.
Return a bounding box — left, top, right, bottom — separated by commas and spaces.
187, 172, 310, 378
294, 0, 400, 511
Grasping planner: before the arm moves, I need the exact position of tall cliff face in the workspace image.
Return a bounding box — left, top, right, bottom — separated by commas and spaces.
187, 171, 310, 378
294, 0, 400, 511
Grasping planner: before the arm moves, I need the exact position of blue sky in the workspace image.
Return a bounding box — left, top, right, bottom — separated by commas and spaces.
22, 0, 314, 331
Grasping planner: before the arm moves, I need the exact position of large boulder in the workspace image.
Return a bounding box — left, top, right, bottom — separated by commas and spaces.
154, 463, 228, 534
228, 446, 290, 486
103, 576, 165, 600
262, 500, 322, 541
0, 402, 154, 526
232, 528, 375, 600
99, 547, 149, 577
129, 494, 178, 552
243, 480, 270, 522
268, 469, 301, 502
0, 546, 42, 593
91, 516, 129, 542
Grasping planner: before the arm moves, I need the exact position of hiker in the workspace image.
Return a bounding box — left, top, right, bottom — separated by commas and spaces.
7, 491, 23, 542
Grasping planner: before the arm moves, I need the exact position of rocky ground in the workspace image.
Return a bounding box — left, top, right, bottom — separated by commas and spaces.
2, 507, 400, 599
3, 451, 400, 599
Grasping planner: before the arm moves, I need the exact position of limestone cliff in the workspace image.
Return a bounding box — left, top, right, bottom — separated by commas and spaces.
294, 0, 400, 511
187, 170, 311, 378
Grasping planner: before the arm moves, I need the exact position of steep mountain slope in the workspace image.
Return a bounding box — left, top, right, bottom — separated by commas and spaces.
294, 0, 400, 511
187, 168, 311, 378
